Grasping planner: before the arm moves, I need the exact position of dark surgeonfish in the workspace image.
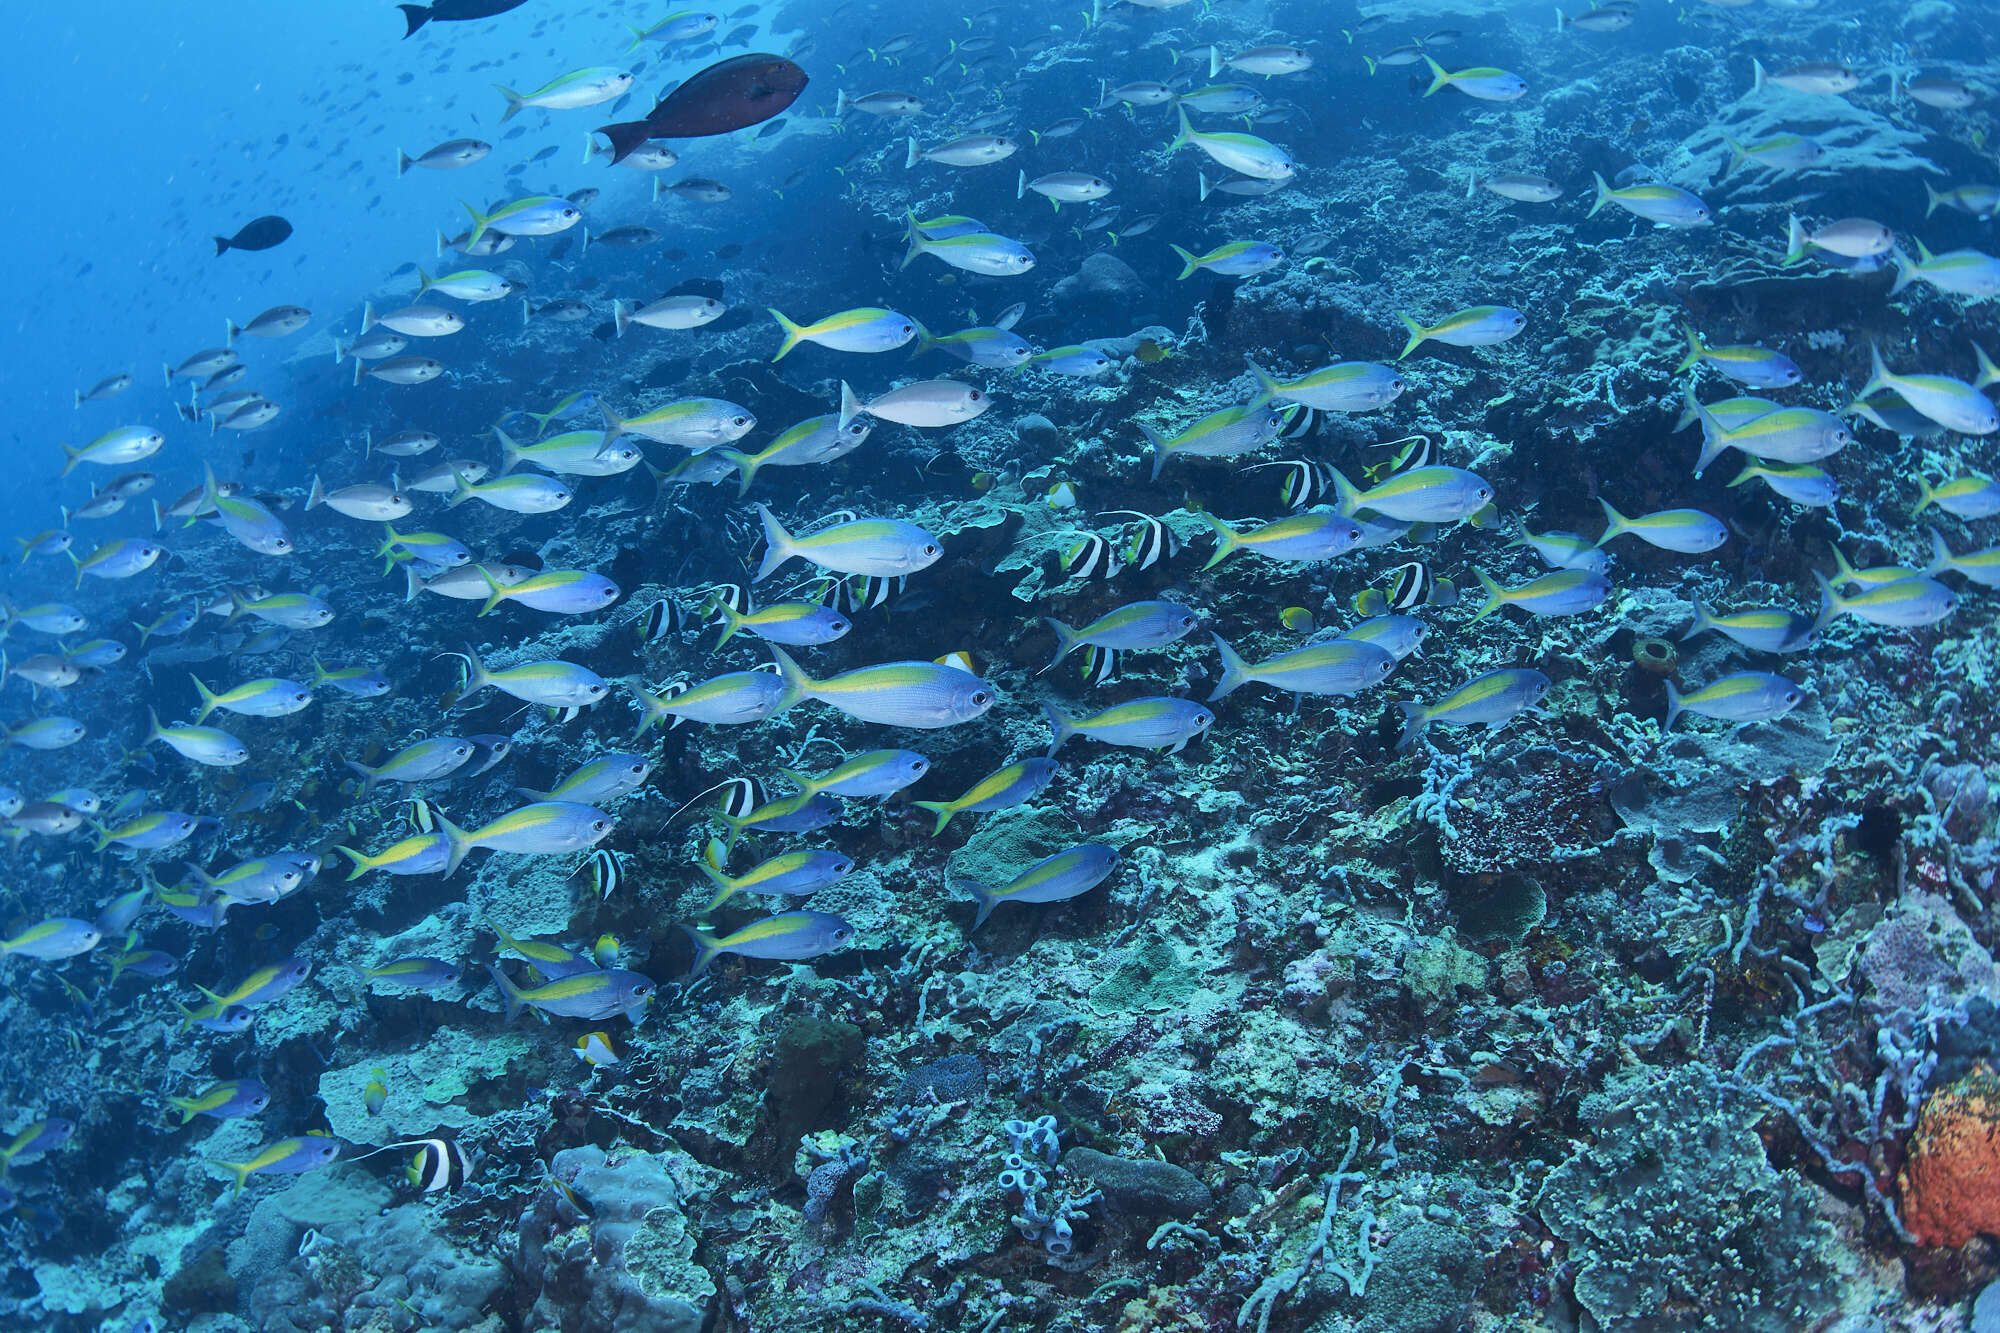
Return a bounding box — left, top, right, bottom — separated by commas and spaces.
398, 0, 529, 38
596, 54, 806, 163
214, 216, 292, 257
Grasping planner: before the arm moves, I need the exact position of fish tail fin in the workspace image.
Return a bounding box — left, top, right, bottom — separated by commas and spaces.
898, 211, 927, 270
1664, 680, 1684, 732
1751, 57, 1766, 95
306, 474, 327, 512
473, 565, 510, 618
1782, 213, 1807, 266
776, 766, 824, 799
768, 308, 807, 361
213, 235, 231, 257
1722, 136, 1749, 178
596, 402, 626, 447
1724, 461, 1759, 489
1243, 356, 1282, 407
225, 318, 240, 349
484, 963, 527, 1022
1041, 617, 1081, 673
1394, 701, 1431, 752
1675, 322, 1707, 373
190, 675, 220, 726
1973, 342, 2000, 391
1363, 56, 1378, 76
1199, 172, 1216, 202
1858, 340, 1892, 402
612, 300, 633, 338
1924, 180, 1942, 219
1811, 569, 1841, 630
767, 645, 816, 713
1913, 477, 1938, 515
1926, 525, 1955, 575
494, 84, 525, 121
906, 136, 922, 169
397, 4, 432, 38
1595, 497, 1629, 546
957, 877, 999, 930
1422, 55, 1451, 96
1396, 312, 1429, 362
1681, 595, 1713, 642
1208, 632, 1251, 701
711, 597, 747, 646
1587, 171, 1611, 218
1169, 244, 1201, 281
1888, 247, 1919, 296
1137, 420, 1172, 480
459, 200, 490, 251
1041, 700, 1078, 756
680, 923, 725, 977
1167, 105, 1193, 154
912, 800, 956, 837
1469, 568, 1505, 623
1199, 512, 1242, 570
396, 147, 414, 176
753, 504, 797, 582
434, 810, 473, 876
1330, 467, 1364, 516
1690, 400, 1732, 477
492, 423, 524, 473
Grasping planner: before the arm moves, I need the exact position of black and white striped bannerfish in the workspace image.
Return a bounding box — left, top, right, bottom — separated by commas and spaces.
1242, 459, 1335, 510
1079, 645, 1118, 685
1102, 511, 1179, 571
637, 597, 686, 642
806, 573, 905, 612
700, 583, 751, 624
1363, 434, 1434, 483
1279, 404, 1321, 440
407, 1137, 472, 1193
1059, 532, 1119, 580
716, 776, 764, 820
1354, 560, 1457, 616
575, 847, 623, 901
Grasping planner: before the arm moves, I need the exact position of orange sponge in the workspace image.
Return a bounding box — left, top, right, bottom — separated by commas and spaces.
1902, 1063, 2000, 1247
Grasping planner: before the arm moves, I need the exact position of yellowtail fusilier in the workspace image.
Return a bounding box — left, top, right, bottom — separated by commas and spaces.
460, 196, 582, 250
717, 413, 875, 495
1664, 672, 1805, 733
0, 916, 100, 959
415, 266, 513, 301
212, 1136, 341, 1199
431, 802, 614, 875
1914, 474, 2000, 519
515, 753, 654, 804
956, 844, 1121, 930
342, 736, 474, 794
709, 595, 851, 647
448, 471, 573, 514
68, 538, 164, 588
1395, 668, 1551, 751
1681, 599, 1816, 653
1927, 529, 2000, 588
1017, 170, 1111, 210
1469, 569, 1611, 622
681, 911, 856, 977
1688, 401, 1849, 476
475, 568, 620, 617
1043, 697, 1214, 756
1852, 342, 1999, 436
443, 647, 609, 709
779, 750, 930, 801
1340, 615, 1429, 661
769, 308, 918, 360
167, 1079, 270, 1124
486, 964, 655, 1023
1246, 357, 1404, 413
1165, 107, 1297, 180
186, 855, 316, 906
145, 709, 248, 767
1202, 512, 1365, 569
1397, 306, 1526, 360
1595, 501, 1728, 553
1170, 241, 1284, 281
3, 716, 85, 751
697, 839, 854, 912
1812, 573, 1958, 628
630, 670, 789, 733
190, 675, 312, 723
899, 212, 1036, 275
1890, 242, 2000, 302
58, 426, 164, 477
313, 658, 392, 697
333, 829, 450, 879
1587, 172, 1711, 228
197, 464, 293, 556
1729, 460, 1838, 508
1334, 466, 1494, 523
1783, 215, 1892, 266
494, 67, 633, 121
912, 757, 1059, 835
599, 396, 756, 450
1043, 602, 1199, 673
1677, 326, 1801, 389
307, 477, 413, 521
754, 505, 942, 582
190, 958, 312, 1012
1422, 55, 1528, 100
1509, 526, 1608, 574
838, 379, 991, 429
376, 525, 472, 571
1139, 403, 1287, 479
613, 293, 723, 335
907, 133, 1018, 168
1208, 635, 1397, 702
769, 647, 995, 729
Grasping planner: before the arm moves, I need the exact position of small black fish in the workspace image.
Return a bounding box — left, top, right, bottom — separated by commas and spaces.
499, 548, 544, 571
1080, 645, 1118, 685
214, 215, 291, 257
529, 145, 557, 162
755, 117, 787, 139
501, 125, 527, 141
576, 847, 623, 901
713, 243, 743, 260
548, 237, 573, 263
399, 0, 529, 39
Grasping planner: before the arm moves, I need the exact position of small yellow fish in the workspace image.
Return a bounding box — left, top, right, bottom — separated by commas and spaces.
1046, 481, 1079, 510
1280, 606, 1316, 632
935, 650, 977, 673
1134, 338, 1173, 363
363, 1067, 389, 1117
591, 934, 620, 968
969, 471, 994, 493
573, 1031, 620, 1067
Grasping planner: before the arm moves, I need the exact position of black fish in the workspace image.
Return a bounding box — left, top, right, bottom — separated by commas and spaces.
529, 145, 557, 162
754, 117, 786, 139
596, 54, 808, 162
399, 0, 528, 39
214, 215, 291, 256
638, 598, 684, 641
713, 243, 743, 260
499, 548, 544, 571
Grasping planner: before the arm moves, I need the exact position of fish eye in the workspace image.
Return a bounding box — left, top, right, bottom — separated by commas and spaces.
593, 820, 609, 832
923, 543, 940, 556
972, 690, 992, 705
734, 416, 749, 426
